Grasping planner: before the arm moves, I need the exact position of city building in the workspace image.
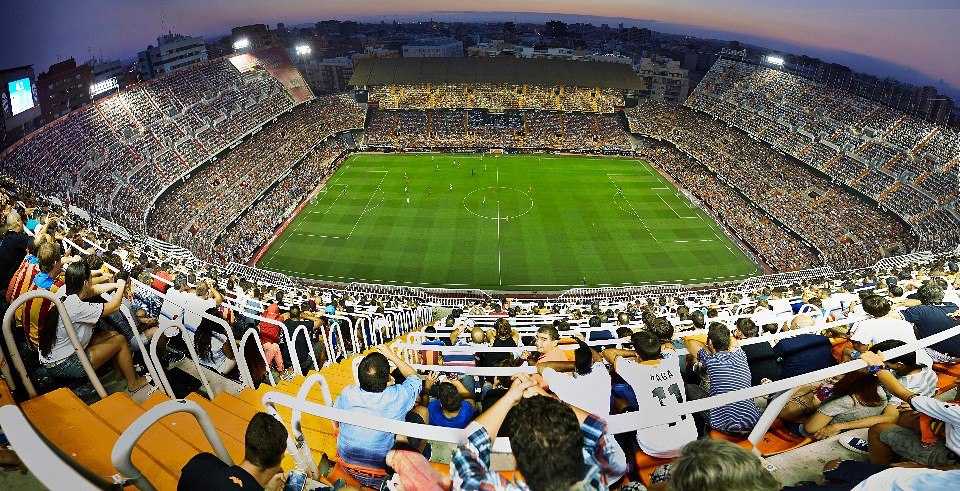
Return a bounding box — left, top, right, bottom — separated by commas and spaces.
401, 38, 463, 58
635, 56, 690, 104
0, 65, 42, 150
91, 59, 125, 84
37, 58, 92, 123
137, 32, 208, 80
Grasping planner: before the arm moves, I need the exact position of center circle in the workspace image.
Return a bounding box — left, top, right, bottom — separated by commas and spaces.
462, 186, 535, 221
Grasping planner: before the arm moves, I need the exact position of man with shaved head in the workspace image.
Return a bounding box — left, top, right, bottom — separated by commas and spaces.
773, 313, 836, 379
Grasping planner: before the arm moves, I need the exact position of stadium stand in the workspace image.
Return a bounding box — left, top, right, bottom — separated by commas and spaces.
625, 101, 914, 270
2, 53, 960, 490
685, 58, 960, 254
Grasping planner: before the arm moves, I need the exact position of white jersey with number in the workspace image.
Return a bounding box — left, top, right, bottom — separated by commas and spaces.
616, 351, 697, 458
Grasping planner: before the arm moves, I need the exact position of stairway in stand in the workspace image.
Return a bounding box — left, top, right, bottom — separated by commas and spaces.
19, 356, 362, 490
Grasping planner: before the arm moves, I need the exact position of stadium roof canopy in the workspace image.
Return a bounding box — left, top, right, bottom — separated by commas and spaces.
350, 57, 645, 90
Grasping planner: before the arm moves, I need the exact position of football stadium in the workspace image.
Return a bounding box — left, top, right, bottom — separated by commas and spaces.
0, 5, 958, 491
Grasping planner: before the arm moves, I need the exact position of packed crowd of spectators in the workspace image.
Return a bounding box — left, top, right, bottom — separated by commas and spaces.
318, 262, 960, 490
640, 145, 820, 272
0, 179, 426, 395
686, 59, 960, 253
211, 137, 350, 264
0, 57, 296, 235
364, 108, 633, 152
4, 171, 960, 489
370, 83, 625, 113
627, 101, 913, 270
148, 95, 365, 258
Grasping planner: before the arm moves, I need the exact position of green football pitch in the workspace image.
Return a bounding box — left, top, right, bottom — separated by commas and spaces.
257, 153, 760, 291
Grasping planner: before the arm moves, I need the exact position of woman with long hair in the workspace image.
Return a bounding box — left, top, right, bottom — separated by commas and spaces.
192, 308, 237, 376
783, 370, 898, 440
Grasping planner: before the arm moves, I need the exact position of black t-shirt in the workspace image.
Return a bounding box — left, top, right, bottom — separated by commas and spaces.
741, 342, 781, 386
0, 230, 30, 288
477, 337, 517, 367
178, 453, 262, 490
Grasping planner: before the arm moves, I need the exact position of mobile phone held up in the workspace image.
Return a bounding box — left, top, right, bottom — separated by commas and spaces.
284, 470, 306, 491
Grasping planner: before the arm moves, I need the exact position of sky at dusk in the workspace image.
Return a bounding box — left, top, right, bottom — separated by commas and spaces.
2, 1, 958, 94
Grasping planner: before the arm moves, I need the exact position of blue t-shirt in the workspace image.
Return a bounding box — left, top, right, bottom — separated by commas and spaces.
773, 334, 836, 379
333, 375, 422, 467
427, 399, 474, 428
903, 304, 960, 356
33, 271, 55, 289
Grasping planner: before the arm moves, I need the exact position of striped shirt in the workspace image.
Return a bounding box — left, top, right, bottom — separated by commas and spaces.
698, 348, 761, 434
442, 339, 477, 367
890, 367, 939, 406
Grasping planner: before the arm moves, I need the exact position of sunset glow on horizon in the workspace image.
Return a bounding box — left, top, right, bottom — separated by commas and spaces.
2, 1, 958, 91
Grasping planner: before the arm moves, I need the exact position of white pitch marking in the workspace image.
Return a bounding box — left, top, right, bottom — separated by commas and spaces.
496, 166, 502, 286
607, 175, 658, 242
345, 171, 388, 239
657, 194, 697, 219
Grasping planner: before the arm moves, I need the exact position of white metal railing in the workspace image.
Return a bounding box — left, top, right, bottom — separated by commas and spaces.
0, 289, 107, 399
111, 399, 232, 491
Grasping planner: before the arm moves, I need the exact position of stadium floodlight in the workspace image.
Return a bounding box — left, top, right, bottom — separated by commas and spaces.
89, 78, 119, 97
233, 38, 251, 50
765, 55, 785, 66
295, 44, 312, 56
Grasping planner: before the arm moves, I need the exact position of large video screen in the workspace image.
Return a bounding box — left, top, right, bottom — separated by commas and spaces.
7, 77, 34, 116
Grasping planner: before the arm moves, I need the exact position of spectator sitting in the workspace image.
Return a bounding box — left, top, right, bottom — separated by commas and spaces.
476, 319, 517, 368
541, 338, 611, 416
779, 371, 897, 441
178, 412, 288, 490
426, 379, 475, 429
333, 346, 422, 488
659, 439, 780, 491
605, 330, 697, 458
193, 308, 238, 375
848, 295, 933, 367
684, 322, 761, 435
532, 324, 573, 364
451, 374, 627, 490
901, 283, 960, 361
855, 350, 960, 470
586, 315, 615, 342
773, 314, 836, 379
44, 262, 148, 392
735, 318, 781, 386
840, 339, 939, 455
283, 304, 316, 375
419, 326, 446, 365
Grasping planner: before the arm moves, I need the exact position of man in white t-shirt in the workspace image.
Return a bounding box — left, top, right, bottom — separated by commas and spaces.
163, 276, 222, 332
849, 295, 933, 367
540, 340, 611, 416
603, 330, 697, 458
